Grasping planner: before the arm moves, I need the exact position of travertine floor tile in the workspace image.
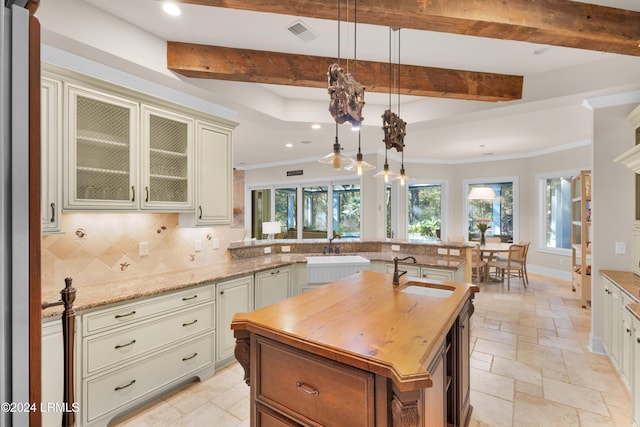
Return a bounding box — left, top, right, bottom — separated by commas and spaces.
543, 377, 610, 416
513, 391, 579, 426
110, 273, 630, 427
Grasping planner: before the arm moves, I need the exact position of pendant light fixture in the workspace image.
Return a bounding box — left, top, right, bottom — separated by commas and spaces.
344, 0, 375, 175
324, 0, 365, 170
468, 145, 497, 200
376, 27, 406, 182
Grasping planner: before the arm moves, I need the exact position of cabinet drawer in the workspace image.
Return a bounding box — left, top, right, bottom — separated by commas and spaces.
257, 404, 301, 427
83, 284, 215, 335
255, 337, 374, 427
384, 263, 421, 277
421, 267, 454, 281
84, 332, 214, 423
84, 302, 214, 375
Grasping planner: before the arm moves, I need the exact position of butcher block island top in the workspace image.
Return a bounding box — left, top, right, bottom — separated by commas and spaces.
232, 270, 479, 427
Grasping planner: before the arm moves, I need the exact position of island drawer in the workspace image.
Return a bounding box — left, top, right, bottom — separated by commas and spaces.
83, 302, 215, 375
83, 283, 215, 335
254, 337, 375, 427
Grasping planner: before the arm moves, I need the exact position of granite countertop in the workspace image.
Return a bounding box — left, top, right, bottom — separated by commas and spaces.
42, 252, 464, 319
600, 270, 640, 321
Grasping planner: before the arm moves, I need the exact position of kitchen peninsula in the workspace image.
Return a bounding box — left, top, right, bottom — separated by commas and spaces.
232, 271, 479, 427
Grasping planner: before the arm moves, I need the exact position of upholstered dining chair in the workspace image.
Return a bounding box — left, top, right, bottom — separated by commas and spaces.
488, 244, 527, 290
471, 244, 487, 283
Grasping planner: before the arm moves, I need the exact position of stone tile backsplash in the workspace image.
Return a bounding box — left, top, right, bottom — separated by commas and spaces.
41, 212, 247, 294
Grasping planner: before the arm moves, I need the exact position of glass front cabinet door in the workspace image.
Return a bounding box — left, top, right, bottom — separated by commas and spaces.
141, 106, 194, 211
65, 84, 138, 210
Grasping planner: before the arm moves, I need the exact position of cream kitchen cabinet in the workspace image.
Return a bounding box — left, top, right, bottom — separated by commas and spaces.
140, 106, 194, 210
179, 120, 233, 226
41, 77, 63, 233
216, 275, 254, 368
66, 84, 196, 211
379, 261, 464, 282
64, 83, 139, 210
254, 266, 291, 310
41, 318, 67, 427
79, 284, 216, 427
633, 319, 640, 427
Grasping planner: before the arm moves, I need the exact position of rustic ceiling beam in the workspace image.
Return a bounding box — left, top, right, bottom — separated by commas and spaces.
167, 42, 523, 102
177, 0, 640, 57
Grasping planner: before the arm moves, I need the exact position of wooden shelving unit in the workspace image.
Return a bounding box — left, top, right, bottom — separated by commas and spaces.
571, 170, 592, 308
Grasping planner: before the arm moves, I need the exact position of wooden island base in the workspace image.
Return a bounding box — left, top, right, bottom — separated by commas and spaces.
232, 271, 478, 427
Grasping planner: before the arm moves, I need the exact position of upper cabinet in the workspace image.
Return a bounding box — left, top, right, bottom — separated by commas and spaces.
51, 66, 236, 215
65, 84, 139, 210
179, 121, 233, 226
141, 106, 194, 210
41, 78, 63, 233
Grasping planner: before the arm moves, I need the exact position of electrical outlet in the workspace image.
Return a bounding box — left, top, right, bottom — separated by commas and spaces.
450, 249, 460, 256
195, 240, 202, 252
264, 246, 272, 254
139, 242, 149, 256
391, 245, 400, 251
437, 248, 448, 255
282, 245, 291, 253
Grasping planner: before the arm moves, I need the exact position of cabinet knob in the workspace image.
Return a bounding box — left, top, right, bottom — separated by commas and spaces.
627, 328, 632, 335
220, 290, 224, 295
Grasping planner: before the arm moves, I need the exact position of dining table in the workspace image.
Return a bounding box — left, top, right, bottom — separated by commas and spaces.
478, 242, 513, 282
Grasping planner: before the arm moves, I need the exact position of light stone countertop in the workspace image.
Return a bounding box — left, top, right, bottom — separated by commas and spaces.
41, 252, 464, 319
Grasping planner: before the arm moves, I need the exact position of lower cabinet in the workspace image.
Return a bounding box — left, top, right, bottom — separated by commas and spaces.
216, 275, 254, 367
633, 321, 640, 427
378, 261, 464, 283
79, 284, 216, 426
255, 267, 291, 310
42, 319, 67, 427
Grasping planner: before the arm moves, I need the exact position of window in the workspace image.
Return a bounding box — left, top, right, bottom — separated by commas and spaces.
303, 185, 328, 238
538, 173, 574, 251
407, 183, 442, 240
465, 180, 516, 243
275, 187, 297, 239
333, 184, 360, 238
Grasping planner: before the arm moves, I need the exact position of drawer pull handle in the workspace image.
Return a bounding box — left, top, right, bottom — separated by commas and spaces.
115, 340, 136, 349
271, 270, 280, 275
182, 352, 198, 361
296, 381, 319, 395
114, 379, 136, 391
182, 319, 198, 327
114, 311, 136, 319
182, 295, 198, 301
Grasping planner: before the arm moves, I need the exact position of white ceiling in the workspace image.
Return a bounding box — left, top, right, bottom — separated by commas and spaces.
36, 0, 640, 168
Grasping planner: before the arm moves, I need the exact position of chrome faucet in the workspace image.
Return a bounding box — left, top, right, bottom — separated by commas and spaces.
392, 256, 417, 285
323, 236, 340, 254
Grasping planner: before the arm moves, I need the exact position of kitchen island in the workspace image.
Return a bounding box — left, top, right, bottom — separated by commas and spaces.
232, 270, 479, 427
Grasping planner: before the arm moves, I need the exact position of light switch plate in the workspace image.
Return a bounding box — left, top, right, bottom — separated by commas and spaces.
391, 245, 400, 251
195, 240, 202, 252
450, 249, 460, 256
615, 242, 627, 255
282, 245, 291, 252
264, 246, 272, 254
437, 248, 448, 255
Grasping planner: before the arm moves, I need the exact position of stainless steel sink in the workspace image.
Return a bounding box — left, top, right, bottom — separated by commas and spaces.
401, 281, 455, 298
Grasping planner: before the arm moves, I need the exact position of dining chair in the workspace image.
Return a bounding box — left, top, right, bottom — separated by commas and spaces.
471, 244, 487, 283
518, 240, 531, 285
488, 244, 527, 290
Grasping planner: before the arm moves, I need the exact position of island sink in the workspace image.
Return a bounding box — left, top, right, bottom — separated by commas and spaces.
401, 282, 455, 298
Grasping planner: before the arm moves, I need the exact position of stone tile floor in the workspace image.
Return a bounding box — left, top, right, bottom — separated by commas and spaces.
112, 273, 630, 427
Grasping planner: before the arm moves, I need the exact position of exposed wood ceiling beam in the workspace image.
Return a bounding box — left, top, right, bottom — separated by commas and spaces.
167, 42, 523, 102
177, 0, 640, 57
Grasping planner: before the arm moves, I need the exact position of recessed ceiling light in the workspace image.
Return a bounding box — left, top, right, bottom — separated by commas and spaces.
311, 124, 321, 130
285, 143, 293, 148
162, 2, 181, 16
